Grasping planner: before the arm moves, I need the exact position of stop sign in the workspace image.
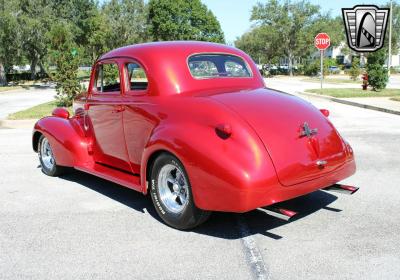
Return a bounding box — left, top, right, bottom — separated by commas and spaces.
314, 33, 330, 50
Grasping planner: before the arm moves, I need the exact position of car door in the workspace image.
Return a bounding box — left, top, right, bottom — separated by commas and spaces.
121, 60, 157, 175
87, 60, 132, 172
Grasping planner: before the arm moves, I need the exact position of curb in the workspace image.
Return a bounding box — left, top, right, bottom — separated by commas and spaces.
0, 119, 37, 129
296, 91, 400, 116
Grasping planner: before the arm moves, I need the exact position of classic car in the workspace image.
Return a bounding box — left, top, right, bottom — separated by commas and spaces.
32, 41, 357, 229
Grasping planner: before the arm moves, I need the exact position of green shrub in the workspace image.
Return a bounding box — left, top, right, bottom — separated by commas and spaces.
304, 59, 329, 76
367, 49, 388, 91
48, 23, 81, 107
349, 57, 361, 81
303, 59, 319, 76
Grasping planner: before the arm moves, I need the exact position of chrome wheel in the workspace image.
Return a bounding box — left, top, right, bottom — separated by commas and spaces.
40, 138, 55, 170
157, 164, 189, 214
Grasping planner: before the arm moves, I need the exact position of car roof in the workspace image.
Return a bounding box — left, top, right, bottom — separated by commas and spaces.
100, 41, 244, 60
98, 41, 264, 96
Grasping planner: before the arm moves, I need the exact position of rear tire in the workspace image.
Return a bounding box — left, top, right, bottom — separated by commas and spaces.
150, 153, 210, 230
38, 135, 65, 177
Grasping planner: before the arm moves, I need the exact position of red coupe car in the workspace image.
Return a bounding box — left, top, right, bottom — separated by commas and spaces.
33, 41, 357, 229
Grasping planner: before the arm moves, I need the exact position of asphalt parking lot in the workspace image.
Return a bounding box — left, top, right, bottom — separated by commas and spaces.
1, 87, 400, 279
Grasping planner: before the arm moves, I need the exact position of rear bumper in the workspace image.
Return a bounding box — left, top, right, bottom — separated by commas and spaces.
197, 159, 356, 213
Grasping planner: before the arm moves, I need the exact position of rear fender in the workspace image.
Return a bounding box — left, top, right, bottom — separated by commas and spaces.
33, 116, 92, 167
141, 121, 279, 211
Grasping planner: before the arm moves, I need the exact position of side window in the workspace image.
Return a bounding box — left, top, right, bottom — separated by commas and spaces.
126, 63, 148, 91
95, 63, 121, 93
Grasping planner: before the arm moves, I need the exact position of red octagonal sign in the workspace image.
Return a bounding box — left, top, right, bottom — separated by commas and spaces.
315, 33, 330, 50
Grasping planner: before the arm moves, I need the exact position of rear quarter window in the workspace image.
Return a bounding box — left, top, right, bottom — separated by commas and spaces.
126, 63, 148, 91
95, 63, 121, 93
188, 54, 252, 79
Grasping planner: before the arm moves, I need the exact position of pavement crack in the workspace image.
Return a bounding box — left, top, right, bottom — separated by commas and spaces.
236, 214, 270, 280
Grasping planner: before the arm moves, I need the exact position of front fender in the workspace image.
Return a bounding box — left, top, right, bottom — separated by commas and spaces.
33, 116, 91, 167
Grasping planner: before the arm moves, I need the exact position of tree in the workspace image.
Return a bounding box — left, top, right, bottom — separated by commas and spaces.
17, 0, 54, 80
49, 0, 98, 46
235, 26, 280, 66
84, 0, 150, 63
48, 0, 100, 66
48, 23, 81, 107
250, 0, 320, 76
148, 0, 224, 43
17, 0, 96, 79
103, 0, 149, 49
0, 0, 21, 85
86, 9, 113, 62
236, 1, 346, 76
308, 16, 345, 47
385, 1, 399, 55
367, 49, 388, 91
349, 57, 361, 81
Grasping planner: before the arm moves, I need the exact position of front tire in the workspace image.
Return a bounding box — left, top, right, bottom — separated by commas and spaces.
150, 153, 210, 230
38, 135, 65, 176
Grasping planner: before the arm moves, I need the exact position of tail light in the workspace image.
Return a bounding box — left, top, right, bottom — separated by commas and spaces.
320, 109, 330, 117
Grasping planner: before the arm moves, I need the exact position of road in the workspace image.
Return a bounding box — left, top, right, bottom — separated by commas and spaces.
1, 83, 399, 279
0, 86, 55, 120
264, 74, 400, 93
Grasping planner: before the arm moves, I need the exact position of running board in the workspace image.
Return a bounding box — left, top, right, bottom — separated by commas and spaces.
258, 207, 298, 221
75, 163, 142, 192
324, 184, 359, 195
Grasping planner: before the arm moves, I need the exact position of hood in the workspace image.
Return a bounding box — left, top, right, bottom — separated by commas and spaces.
209, 88, 348, 186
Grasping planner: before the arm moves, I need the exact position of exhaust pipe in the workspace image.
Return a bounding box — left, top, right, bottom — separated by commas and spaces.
324, 184, 359, 195
258, 207, 297, 221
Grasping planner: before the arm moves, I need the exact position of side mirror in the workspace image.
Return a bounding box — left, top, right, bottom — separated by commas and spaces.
52, 107, 70, 119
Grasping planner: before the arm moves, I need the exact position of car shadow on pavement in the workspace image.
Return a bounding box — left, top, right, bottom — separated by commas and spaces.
60, 170, 339, 240
60, 170, 161, 220
195, 190, 339, 240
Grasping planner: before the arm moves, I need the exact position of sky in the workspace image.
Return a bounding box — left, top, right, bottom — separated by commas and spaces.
201, 0, 390, 43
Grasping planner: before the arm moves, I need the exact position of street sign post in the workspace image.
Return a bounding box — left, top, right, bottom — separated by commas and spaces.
314, 33, 331, 92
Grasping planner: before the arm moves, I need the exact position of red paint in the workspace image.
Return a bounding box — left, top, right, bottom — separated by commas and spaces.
320, 109, 330, 117
315, 33, 331, 50
279, 208, 297, 218
52, 107, 70, 119
33, 41, 356, 213
339, 184, 359, 192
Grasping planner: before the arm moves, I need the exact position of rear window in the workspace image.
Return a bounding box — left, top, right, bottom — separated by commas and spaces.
188, 54, 252, 79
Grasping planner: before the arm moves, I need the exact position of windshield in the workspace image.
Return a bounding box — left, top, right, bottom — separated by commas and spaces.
188, 54, 252, 79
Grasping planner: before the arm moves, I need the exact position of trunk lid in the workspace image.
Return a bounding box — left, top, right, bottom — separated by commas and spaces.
210, 88, 347, 186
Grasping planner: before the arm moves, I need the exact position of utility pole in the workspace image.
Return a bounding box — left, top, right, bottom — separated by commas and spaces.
388, 0, 393, 76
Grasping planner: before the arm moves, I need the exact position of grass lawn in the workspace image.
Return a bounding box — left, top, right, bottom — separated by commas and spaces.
390, 97, 400, 102
0, 85, 23, 92
301, 77, 360, 84
305, 88, 400, 98
8, 101, 73, 120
